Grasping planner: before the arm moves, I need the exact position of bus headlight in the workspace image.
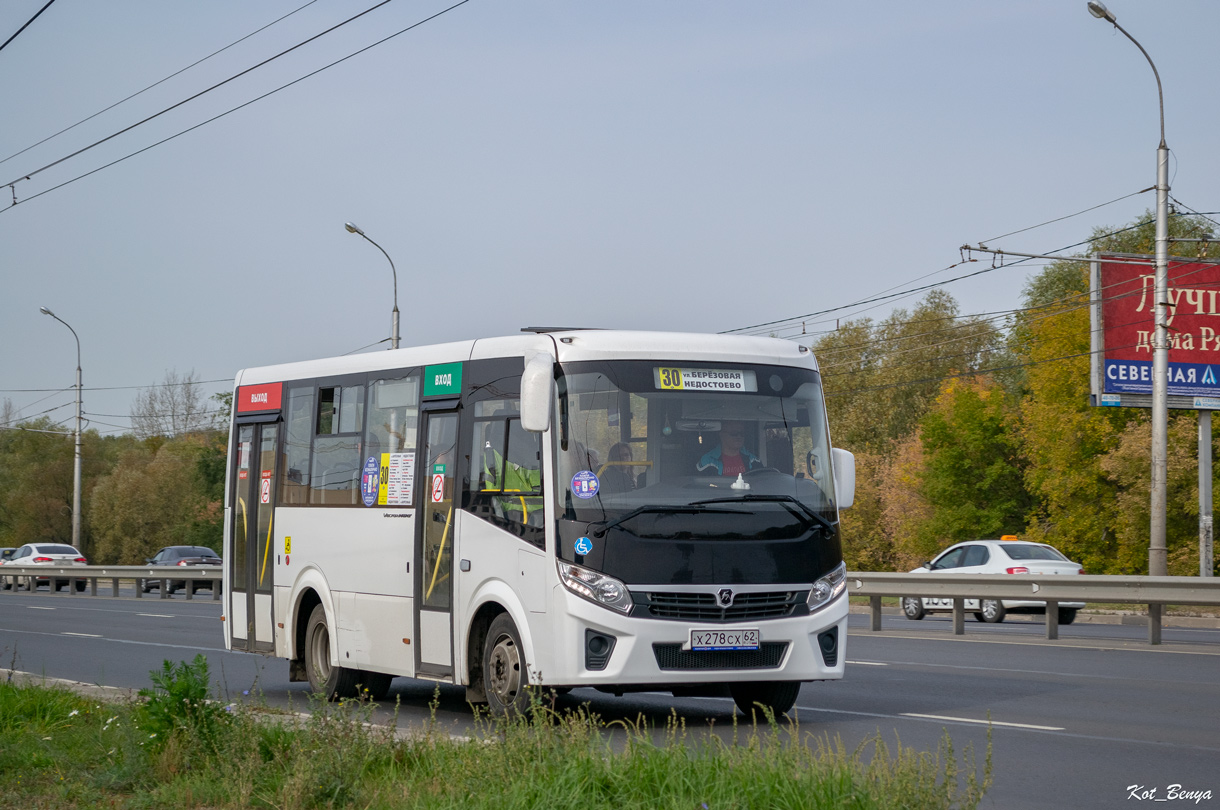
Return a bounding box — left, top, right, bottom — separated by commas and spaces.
558, 561, 633, 613
807, 561, 846, 612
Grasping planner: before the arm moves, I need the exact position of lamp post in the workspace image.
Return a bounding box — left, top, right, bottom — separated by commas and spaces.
39, 306, 83, 553
1088, 1, 1170, 578
344, 221, 400, 350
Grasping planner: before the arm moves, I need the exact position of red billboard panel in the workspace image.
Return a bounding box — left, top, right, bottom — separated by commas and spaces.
236, 382, 283, 413
1093, 253, 1220, 407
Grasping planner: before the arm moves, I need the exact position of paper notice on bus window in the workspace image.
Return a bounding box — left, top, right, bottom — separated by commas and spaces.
654, 368, 757, 392
379, 452, 415, 506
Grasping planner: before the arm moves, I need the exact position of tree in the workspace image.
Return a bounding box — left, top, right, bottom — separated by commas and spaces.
0, 416, 130, 556
130, 369, 212, 439
89, 434, 224, 564
815, 290, 1001, 455
918, 377, 1030, 547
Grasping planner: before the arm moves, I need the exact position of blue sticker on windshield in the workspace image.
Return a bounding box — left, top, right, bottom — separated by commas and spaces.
360, 457, 380, 507
574, 536, 593, 556
571, 470, 600, 499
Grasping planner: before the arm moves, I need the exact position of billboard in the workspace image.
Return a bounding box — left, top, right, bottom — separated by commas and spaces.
1090, 252, 1220, 410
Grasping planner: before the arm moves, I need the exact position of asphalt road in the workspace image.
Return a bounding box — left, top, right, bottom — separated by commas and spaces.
2, 589, 1216, 810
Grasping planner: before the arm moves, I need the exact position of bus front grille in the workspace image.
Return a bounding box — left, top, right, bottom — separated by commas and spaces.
639, 590, 802, 622
651, 642, 788, 671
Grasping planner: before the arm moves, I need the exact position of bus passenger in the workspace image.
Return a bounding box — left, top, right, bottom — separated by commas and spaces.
600, 442, 636, 493
696, 420, 763, 477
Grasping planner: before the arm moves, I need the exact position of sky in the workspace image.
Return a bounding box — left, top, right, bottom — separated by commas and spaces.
2, 0, 1219, 436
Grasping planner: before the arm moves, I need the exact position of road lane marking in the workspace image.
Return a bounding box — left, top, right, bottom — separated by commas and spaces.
790, 705, 1220, 752
1, 627, 221, 653
846, 660, 887, 666
62, 632, 102, 638
901, 712, 1064, 731
27, 606, 55, 610
136, 614, 174, 618
848, 629, 1220, 656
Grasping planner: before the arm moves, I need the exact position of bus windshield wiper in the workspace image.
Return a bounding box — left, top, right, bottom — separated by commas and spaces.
691, 494, 835, 532
591, 503, 748, 537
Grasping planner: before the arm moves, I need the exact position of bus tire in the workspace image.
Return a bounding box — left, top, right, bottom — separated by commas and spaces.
305, 604, 360, 700
730, 681, 801, 718
357, 671, 393, 701
483, 613, 530, 716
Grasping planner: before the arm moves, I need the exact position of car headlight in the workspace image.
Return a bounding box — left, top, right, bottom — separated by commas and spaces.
557, 560, 632, 613
807, 561, 846, 611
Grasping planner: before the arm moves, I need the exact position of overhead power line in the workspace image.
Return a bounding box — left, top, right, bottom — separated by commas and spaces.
2, 0, 397, 192
0, 0, 319, 169
2, 0, 474, 208
725, 209, 1218, 340
0, 0, 58, 54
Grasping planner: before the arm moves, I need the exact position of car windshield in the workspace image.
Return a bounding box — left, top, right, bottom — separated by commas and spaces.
999, 543, 1069, 561
554, 360, 837, 536
35, 545, 80, 555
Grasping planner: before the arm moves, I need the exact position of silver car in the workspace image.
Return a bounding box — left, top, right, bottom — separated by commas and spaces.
4, 543, 89, 592
903, 537, 1085, 624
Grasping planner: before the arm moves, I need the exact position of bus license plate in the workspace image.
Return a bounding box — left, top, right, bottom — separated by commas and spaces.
690, 628, 759, 651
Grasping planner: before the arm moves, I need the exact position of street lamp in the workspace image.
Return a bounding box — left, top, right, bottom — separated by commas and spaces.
39, 306, 83, 554
344, 221, 400, 350
1088, 1, 1170, 578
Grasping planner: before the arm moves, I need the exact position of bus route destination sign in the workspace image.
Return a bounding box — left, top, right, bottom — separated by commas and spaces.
653, 368, 758, 392
1091, 253, 1220, 409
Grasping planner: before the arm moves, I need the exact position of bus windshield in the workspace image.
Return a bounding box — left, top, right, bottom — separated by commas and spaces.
555, 360, 838, 539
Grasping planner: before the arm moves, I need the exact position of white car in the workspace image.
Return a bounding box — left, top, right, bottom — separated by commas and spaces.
3, 543, 89, 592
903, 538, 1085, 625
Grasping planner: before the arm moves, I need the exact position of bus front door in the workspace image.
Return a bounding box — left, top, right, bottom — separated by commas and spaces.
229, 421, 278, 653
416, 409, 458, 676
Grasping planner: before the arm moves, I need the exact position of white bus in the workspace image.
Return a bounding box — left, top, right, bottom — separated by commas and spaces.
223, 329, 855, 716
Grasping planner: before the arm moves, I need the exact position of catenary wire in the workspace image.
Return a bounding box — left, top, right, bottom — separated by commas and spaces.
1, 0, 474, 202
0, 0, 320, 169
1, 0, 398, 191
0, 0, 58, 54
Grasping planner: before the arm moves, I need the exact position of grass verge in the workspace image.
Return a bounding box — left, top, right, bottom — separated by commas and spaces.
0, 657, 991, 809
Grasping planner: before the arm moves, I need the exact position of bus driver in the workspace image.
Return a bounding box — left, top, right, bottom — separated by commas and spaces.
696, 420, 763, 477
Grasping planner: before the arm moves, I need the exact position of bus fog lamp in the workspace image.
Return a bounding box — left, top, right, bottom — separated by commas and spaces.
558, 561, 632, 613
807, 562, 846, 611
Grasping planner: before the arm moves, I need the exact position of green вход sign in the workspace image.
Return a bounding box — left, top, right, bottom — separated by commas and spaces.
424, 362, 462, 397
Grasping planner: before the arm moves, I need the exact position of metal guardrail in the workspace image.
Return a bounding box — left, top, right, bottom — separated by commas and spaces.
848, 571, 1220, 645
0, 564, 222, 601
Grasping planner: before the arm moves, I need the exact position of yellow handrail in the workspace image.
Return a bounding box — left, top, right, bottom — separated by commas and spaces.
425, 506, 453, 601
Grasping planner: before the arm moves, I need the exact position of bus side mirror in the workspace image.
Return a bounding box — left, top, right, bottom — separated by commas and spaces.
520, 353, 554, 433
831, 448, 855, 509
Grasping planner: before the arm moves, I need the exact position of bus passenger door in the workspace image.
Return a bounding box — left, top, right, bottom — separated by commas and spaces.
416, 409, 458, 676
229, 421, 278, 653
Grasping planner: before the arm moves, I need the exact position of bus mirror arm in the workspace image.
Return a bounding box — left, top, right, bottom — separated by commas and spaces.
520, 353, 555, 433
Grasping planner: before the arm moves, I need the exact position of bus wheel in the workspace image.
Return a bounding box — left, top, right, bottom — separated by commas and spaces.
305, 604, 360, 700
483, 614, 530, 716
729, 681, 801, 718
357, 671, 393, 701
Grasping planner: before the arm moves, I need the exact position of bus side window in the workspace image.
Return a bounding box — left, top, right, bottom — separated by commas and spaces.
280, 386, 314, 505
465, 399, 544, 548
309, 384, 364, 505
